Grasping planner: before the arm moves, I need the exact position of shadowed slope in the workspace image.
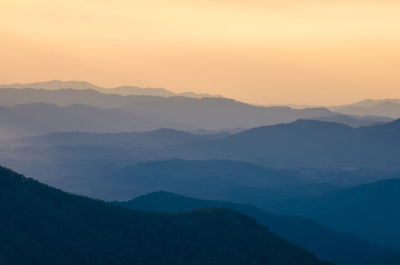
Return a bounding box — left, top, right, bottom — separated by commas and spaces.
165, 119, 400, 169
117, 191, 393, 265
261, 179, 400, 249
0, 166, 330, 265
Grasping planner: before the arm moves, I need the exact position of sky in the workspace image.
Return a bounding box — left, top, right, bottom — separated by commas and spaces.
1, 0, 400, 105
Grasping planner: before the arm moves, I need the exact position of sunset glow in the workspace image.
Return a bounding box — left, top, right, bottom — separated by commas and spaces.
1, 0, 400, 105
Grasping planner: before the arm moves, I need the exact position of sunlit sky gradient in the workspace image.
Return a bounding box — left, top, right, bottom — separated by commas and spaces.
1, 0, 400, 105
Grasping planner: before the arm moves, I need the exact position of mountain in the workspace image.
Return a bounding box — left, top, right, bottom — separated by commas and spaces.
0, 80, 219, 98
0, 83, 395, 132
165, 119, 355, 167
332, 99, 400, 118
0, 103, 196, 139
164, 119, 400, 169
4, 129, 229, 150
92, 159, 305, 200
336, 99, 400, 108
363, 253, 400, 265
9, 159, 304, 201
121, 97, 337, 131
6, 138, 380, 201
260, 179, 400, 250
178, 91, 221, 98
0, 138, 354, 202
0, 87, 342, 131
116, 191, 393, 265
112, 86, 176, 96
0, 165, 330, 265
0, 80, 102, 90
311, 114, 392, 127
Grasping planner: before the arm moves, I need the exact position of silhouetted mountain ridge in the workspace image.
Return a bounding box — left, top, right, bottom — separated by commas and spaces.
0, 87, 344, 132
116, 191, 393, 265
165, 119, 400, 169
5, 128, 228, 149
0, 165, 330, 265
0, 80, 219, 98
260, 178, 400, 249
0, 87, 392, 136
0, 103, 196, 139
333, 99, 400, 118
310, 114, 392, 127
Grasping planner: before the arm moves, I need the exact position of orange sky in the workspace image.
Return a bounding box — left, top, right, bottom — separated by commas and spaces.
1, 0, 400, 105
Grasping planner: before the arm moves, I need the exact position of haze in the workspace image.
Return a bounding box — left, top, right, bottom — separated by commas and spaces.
1, 0, 399, 105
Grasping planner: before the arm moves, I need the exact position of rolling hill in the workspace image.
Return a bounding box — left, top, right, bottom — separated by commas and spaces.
0, 165, 330, 265
116, 191, 393, 265
260, 179, 400, 250
165, 119, 400, 169
88, 159, 305, 201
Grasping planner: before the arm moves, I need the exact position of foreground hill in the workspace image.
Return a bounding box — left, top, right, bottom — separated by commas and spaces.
363, 253, 400, 265
261, 179, 400, 250
116, 191, 392, 265
0, 166, 330, 265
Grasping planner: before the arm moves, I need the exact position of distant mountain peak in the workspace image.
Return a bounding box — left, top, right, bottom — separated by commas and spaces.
0, 80, 101, 90
0, 80, 221, 99
138, 190, 186, 200
332, 98, 400, 118
293, 119, 351, 127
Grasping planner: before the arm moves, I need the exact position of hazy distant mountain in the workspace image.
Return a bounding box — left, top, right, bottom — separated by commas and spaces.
110, 85, 176, 97
0, 80, 102, 90
98, 159, 304, 200
332, 99, 400, 118
191, 127, 245, 135
165, 119, 354, 166
1, 154, 337, 202
5, 129, 229, 149
336, 99, 400, 108
121, 96, 337, 130
177, 91, 221, 98
311, 114, 392, 127
0, 165, 331, 265
3, 120, 400, 201
6, 136, 391, 200
0, 103, 195, 139
165, 119, 400, 169
261, 179, 400, 250
0, 80, 219, 98
117, 191, 393, 265
3, 136, 368, 202
0, 87, 344, 131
